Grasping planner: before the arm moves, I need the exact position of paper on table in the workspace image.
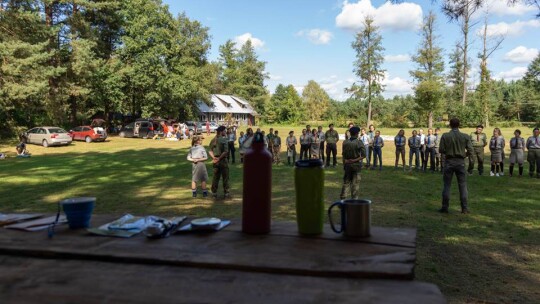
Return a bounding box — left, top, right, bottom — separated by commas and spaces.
177, 220, 231, 233
0, 213, 43, 227
5, 215, 66, 231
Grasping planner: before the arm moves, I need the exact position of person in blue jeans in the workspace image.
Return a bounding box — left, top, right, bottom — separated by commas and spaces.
408, 130, 421, 171
371, 130, 384, 170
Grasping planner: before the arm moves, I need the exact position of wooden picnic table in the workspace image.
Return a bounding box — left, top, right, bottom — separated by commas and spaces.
0, 215, 446, 303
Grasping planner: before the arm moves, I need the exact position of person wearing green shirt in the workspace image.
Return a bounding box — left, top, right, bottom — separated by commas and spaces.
209, 126, 230, 199
439, 118, 473, 214
267, 128, 275, 157
468, 125, 488, 176
324, 123, 340, 168
340, 127, 366, 199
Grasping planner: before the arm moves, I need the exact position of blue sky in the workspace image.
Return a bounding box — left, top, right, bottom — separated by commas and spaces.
165, 0, 539, 100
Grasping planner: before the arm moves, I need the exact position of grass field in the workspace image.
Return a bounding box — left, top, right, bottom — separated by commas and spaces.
1, 126, 539, 303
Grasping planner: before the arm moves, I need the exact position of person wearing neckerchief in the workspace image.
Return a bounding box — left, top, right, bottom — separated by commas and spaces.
340, 127, 366, 199
526, 127, 540, 178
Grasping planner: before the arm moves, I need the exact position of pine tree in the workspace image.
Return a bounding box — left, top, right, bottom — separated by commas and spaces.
350, 16, 385, 127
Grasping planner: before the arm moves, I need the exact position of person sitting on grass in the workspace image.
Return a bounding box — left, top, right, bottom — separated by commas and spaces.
187, 136, 209, 198
16, 136, 30, 156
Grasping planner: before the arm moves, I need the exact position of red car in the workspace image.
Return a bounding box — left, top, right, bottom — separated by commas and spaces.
69, 126, 107, 143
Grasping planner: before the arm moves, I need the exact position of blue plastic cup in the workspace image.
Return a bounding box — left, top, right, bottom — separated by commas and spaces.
61, 197, 96, 229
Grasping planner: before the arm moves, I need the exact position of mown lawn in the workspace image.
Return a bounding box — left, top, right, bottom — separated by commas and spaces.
0, 126, 539, 304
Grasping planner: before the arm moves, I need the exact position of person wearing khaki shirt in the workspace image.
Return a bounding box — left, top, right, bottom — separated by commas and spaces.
439, 118, 473, 214
325, 124, 340, 167
468, 125, 488, 176
526, 127, 540, 178
209, 126, 230, 199
340, 127, 366, 199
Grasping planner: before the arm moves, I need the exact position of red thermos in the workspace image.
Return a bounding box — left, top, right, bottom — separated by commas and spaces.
242, 131, 272, 234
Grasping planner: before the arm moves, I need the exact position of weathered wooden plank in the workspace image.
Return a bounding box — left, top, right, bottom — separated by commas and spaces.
0, 256, 446, 304
0, 215, 417, 280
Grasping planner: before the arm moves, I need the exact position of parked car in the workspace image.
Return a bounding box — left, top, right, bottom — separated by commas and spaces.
118, 119, 163, 138
69, 126, 107, 143
199, 121, 219, 133
22, 127, 72, 147
185, 121, 203, 135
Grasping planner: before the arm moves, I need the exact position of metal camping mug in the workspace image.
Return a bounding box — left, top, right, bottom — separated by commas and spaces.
328, 199, 371, 237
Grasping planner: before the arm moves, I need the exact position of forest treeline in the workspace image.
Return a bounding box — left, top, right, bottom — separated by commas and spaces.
1, 1, 539, 138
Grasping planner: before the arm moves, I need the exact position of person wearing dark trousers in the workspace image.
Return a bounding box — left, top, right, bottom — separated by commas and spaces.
371, 130, 384, 171
419, 128, 426, 170
299, 129, 310, 160
468, 125, 487, 175
367, 124, 375, 169
227, 128, 236, 163
324, 124, 339, 167
526, 127, 540, 178
439, 118, 473, 214
434, 128, 443, 172
317, 126, 325, 164
408, 130, 421, 171
424, 128, 437, 172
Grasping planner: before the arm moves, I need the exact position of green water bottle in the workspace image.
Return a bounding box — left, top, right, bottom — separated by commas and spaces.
294, 159, 325, 235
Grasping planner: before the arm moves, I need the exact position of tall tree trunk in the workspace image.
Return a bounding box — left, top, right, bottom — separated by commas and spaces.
69, 2, 79, 126
367, 79, 372, 127
461, 3, 469, 106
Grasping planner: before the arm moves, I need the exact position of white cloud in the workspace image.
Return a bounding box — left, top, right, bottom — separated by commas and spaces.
335, 0, 423, 31
233, 33, 265, 49
296, 29, 334, 45
484, 20, 540, 37
385, 54, 411, 63
494, 66, 528, 81
484, 0, 537, 16
269, 74, 283, 81
504, 46, 539, 63
382, 73, 413, 95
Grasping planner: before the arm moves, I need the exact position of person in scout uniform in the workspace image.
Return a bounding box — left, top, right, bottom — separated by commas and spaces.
509, 129, 526, 177
340, 127, 366, 199
310, 129, 320, 159
360, 128, 371, 169
209, 126, 230, 199
227, 127, 237, 164
408, 130, 421, 171
489, 128, 505, 177
526, 127, 540, 178
317, 126, 325, 163
468, 125, 488, 176
272, 130, 281, 164
371, 130, 384, 171
418, 129, 426, 169
286, 131, 297, 166
187, 136, 209, 198
366, 124, 376, 169
424, 128, 437, 173
394, 129, 406, 170
299, 129, 310, 160
434, 128, 443, 172
267, 128, 275, 157
439, 118, 473, 214
345, 122, 354, 140
325, 124, 339, 168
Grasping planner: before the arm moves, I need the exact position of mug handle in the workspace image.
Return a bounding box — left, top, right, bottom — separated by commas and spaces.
328, 201, 344, 233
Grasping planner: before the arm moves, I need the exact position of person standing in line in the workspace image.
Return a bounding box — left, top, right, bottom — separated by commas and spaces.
187, 136, 209, 198
325, 124, 339, 168
227, 127, 237, 164
345, 122, 354, 140
366, 124, 376, 169
206, 120, 210, 137
489, 128, 505, 177
439, 118, 473, 214
418, 128, 426, 169
526, 127, 540, 178
360, 128, 370, 169
209, 126, 230, 199
238, 131, 245, 163
299, 129, 310, 160
371, 130, 384, 171
394, 129, 406, 170
305, 125, 313, 158
267, 128, 275, 157
286, 131, 297, 166
272, 130, 282, 164
408, 130, 421, 171
434, 127, 443, 172
310, 129, 320, 159
239, 128, 254, 163
468, 125, 488, 176
509, 129, 526, 177
340, 127, 366, 200
425, 128, 437, 173
317, 126, 326, 164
